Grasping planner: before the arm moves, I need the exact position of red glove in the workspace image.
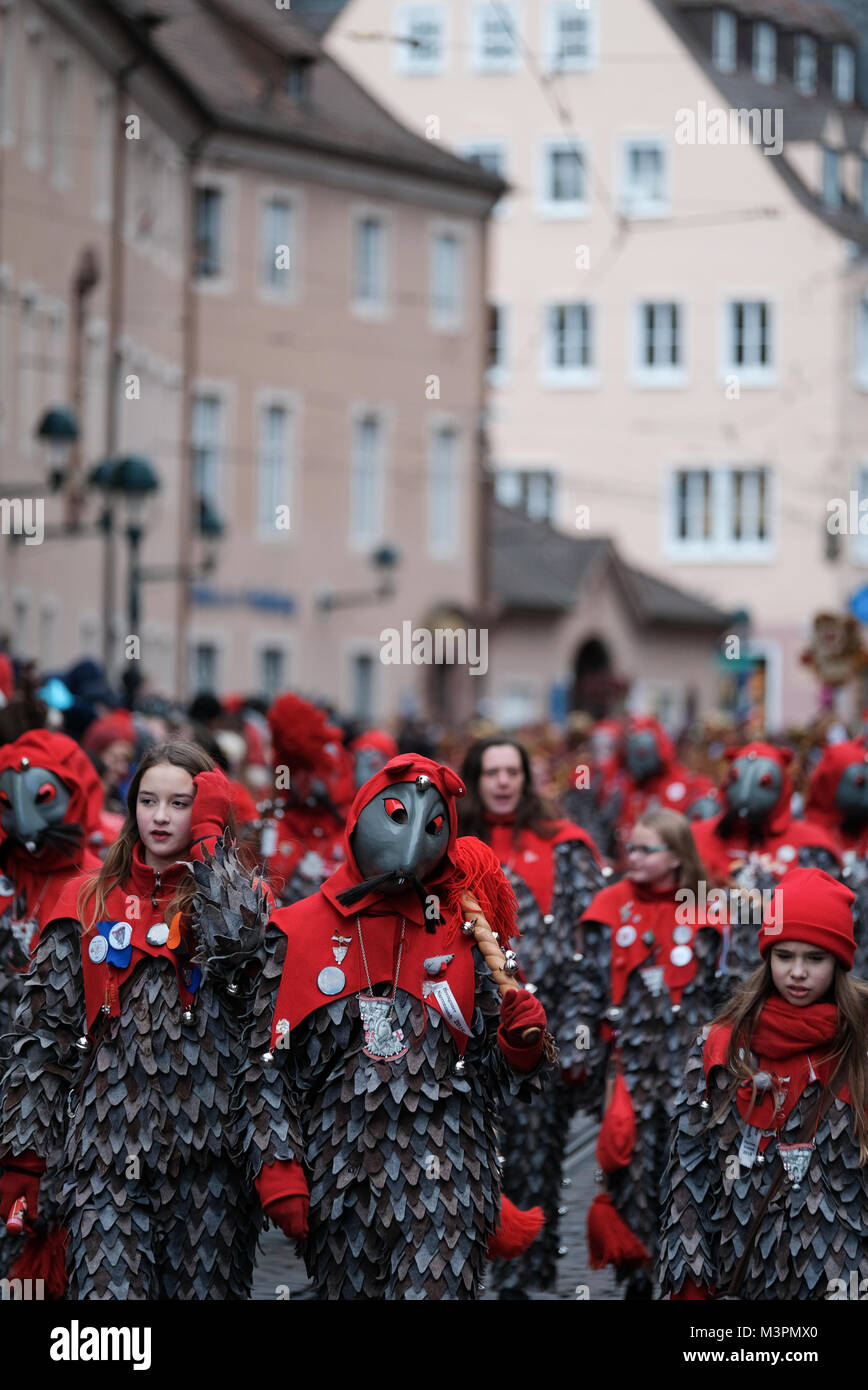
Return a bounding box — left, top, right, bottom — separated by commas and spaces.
0, 1152, 45, 1223
255, 1159, 310, 1240
190, 768, 233, 861
497, 988, 547, 1072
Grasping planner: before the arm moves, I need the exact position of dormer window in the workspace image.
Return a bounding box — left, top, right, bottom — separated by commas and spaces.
712, 10, 737, 73
832, 44, 855, 103
753, 21, 776, 83
793, 34, 817, 95
286, 60, 311, 101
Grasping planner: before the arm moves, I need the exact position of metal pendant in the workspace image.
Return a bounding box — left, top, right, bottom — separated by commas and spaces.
317, 965, 346, 995
358, 994, 408, 1061
640, 965, 665, 997
146, 922, 170, 947
778, 1141, 814, 1189
331, 934, 352, 965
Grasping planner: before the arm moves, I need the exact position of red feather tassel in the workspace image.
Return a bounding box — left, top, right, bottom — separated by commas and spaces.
267, 693, 338, 770
444, 836, 520, 951
9, 1225, 69, 1299
586, 1193, 650, 1271
486, 1195, 545, 1260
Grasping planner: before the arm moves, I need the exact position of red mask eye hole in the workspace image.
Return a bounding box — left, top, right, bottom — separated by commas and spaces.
384, 797, 408, 824
856, 775, 866, 788
0, 791, 9, 809
427, 814, 444, 835
35, 782, 57, 804
729, 768, 739, 782
759, 773, 773, 787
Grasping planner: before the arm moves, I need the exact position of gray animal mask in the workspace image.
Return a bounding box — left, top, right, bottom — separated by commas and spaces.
0, 765, 72, 852
724, 754, 782, 821
624, 731, 662, 782
350, 777, 450, 889
835, 760, 868, 823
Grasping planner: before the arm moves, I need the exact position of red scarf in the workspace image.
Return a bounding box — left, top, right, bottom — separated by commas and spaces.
705, 996, 848, 1135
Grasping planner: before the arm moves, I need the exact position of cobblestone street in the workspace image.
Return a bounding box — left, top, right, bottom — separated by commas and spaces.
251, 1111, 619, 1301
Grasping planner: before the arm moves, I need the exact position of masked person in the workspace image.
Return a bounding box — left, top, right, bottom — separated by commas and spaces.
603, 718, 719, 862
261, 693, 353, 905
804, 739, 868, 978
574, 810, 722, 1297
238, 754, 550, 1300
658, 868, 868, 1301
691, 742, 841, 988
0, 740, 268, 1299
349, 728, 398, 791
458, 736, 605, 1297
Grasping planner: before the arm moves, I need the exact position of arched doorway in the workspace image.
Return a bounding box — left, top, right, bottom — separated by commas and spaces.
572, 637, 616, 719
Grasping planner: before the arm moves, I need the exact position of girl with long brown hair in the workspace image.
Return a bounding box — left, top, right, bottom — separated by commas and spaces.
659, 866, 868, 1300
575, 808, 723, 1298
0, 739, 269, 1299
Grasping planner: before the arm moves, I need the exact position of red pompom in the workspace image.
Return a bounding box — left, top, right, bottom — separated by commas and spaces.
595, 1071, 636, 1172
9, 1225, 68, 1300
486, 1195, 545, 1260
267, 693, 338, 770
587, 1193, 650, 1271
443, 836, 519, 951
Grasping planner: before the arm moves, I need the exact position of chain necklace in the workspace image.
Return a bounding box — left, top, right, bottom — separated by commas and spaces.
356, 915, 409, 1062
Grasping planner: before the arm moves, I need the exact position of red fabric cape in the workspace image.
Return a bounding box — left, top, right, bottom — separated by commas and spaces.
690, 813, 841, 886
483, 815, 600, 916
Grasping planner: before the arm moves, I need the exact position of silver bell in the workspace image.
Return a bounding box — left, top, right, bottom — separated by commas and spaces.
503, 950, 519, 975
75, 1035, 91, 1052
227, 982, 239, 996
454, 1059, 466, 1075
182, 1007, 195, 1024
416, 774, 431, 790
699, 1100, 710, 1111
460, 920, 476, 937
261, 1049, 275, 1065
557, 1206, 568, 1216
605, 1006, 622, 1023
642, 930, 655, 946
594, 1169, 605, 1185
557, 1246, 568, 1257
561, 1177, 572, 1187
671, 1004, 681, 1015
572, 952, 584, 963
755, 1152, 765, 1165
101, 1004, 111, 1015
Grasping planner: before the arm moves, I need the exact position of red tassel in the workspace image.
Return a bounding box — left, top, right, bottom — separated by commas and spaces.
9, 1225, 69, 1300
595, 1071, 636, 1172
586, 1193, 650, 1271
487, 1194, 545, 1260
444, 836, 519, 951
267, 693, 339, 770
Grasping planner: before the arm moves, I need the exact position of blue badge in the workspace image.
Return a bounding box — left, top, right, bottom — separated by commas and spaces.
183, 964, 202, 995
96, 919, 133, 969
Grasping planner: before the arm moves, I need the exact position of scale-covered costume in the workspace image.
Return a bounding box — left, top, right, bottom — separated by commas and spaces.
575, 877, 722, 1295
804, 738, 868, 979
659, 869, 867, 1300
0, 769, 267, 1299
237, 755, 551, 1300
481, 815, 604, 1295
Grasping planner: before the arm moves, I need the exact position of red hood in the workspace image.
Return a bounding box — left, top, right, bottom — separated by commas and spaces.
805, 740, 868, 821
350, 729, 399, 760
0, 729, 104, 839
321, 753, 465, 920
723, 740, 793, 833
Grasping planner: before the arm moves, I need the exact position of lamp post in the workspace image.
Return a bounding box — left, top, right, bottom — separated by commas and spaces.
35, 406, 79, 495
314, 543, 401, 612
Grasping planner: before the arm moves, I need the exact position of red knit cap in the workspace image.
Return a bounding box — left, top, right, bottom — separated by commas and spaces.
758, 866, 855, 970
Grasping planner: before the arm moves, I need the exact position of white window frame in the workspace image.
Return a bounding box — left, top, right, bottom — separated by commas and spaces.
344, 641, 380, 723
252, 635, 294, 702
348, 405, 387, 550
256, 388, 298, 542
541, 0, 595, 75
793, 34, 817, 95
395, 3, 446, 76
92, 87, 113, 221
494, 467, 557, 523
832, 44, 856, 103
632, 300, 687, 388
469, 1, 521, 74
192, 170, 237, 295
752, 21, 776, 84
721, 297, 776, 387
187, 631, 226, 695
541, 301, 596, 388
191, 384, 232, 518
712, 10, 737, 73
853, 294, 868, 389
258, 186, 300, 303
456, 139, 510, 218
428, 221, 464, 332
665, 465, 775, 563
427, 416, 460, 559
18, 284, 38, 457
22, 18, 44, 171
619, 136, 668, 218
350, 206, 390, 320
538, 137, 589, 219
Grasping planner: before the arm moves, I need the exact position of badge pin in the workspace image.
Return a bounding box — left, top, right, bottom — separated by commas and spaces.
317, 965, 346, 996
331, 934, 352, 965
615, 925, 636, 948
423, 954, 454, 976
670, 945, 693, 968
276, 1018, 290, 1036
109, 922, 133, 951
146, 923, 170, 947
672, 925, 692, 945
778, 1141, 814, 1189
88, 935, 109, 964
777, 845, 796, 862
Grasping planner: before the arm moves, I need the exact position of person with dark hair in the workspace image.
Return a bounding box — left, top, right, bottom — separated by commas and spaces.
0, 739, 269, 1298
459, 735, 605, 1297
659, 867, 868, 1300
576, 808, 721, 1298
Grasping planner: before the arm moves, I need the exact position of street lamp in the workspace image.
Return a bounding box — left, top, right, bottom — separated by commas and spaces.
108, 454, 160, 635
35, 406, 79, 493
315, 543, 402, 612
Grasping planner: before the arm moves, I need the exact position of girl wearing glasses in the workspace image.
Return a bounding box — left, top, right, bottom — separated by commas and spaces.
575, 808, 722, 1297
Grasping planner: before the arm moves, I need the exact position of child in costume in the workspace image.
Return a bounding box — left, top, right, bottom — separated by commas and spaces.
239, 753, 551, 1299
0, 739, 268, 1299
575, 809, 722, 1296
658, 866, 868, 1300
458, 735, 604, 1296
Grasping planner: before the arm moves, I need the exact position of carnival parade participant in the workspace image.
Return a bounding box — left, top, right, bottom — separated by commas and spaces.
691, 742, 841, 986
602, 717, 718, 860
804, 739, 868, 978
459, 736, 605, 1297
575, 809, 722, 1296
658, 867, 868, 1300
0, 740, 268, 1298
238, 753, 550, 1299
